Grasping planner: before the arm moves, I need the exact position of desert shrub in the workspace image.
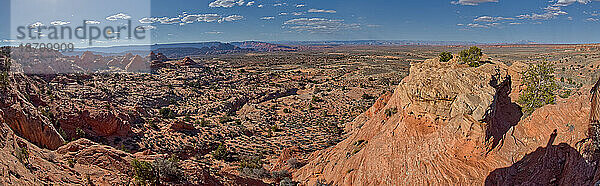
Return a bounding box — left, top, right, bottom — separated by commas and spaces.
384, 107, 398, 117
439, 52, 453, 62
212, 144, 230, 160
131, 159, 157, 185
282, 108, 291, 113
459, 46, 483, 67
219, 115, 233, 124
518, 60, 558, 115
153, 156, 183, 183
159, 108, 176, 119
279, 177, 299, 186
271, 170, 291, 180
15, 146, 29, 164
239, 167, 271, 179
239, 156, 263, 169
67, 159, 76, 168
286, 158, 302, 169
362, 93, 375, 100
197, 118, 211, 128
75, 128, 86, 139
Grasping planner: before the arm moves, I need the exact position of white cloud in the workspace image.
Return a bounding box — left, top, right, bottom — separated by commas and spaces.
246, 1, 255, 6
509, 22, 521, 25
553, 0, 591, 6
261, 16, 275, 20
209, 0, 245, 8
136, 25, 156, 30
139, 13, 242, 25
205, 31, 223, 34
106, 13, 131, 21
292, 12, 304, 16
182, 14, 222, 23
279, 12, 289, 16
85, 20, 101, 24
587, 17, 599, 21
258, 4, 264, 8
467, 23, 489, 28
451, 0, 498, 6
29, 22, 44, 28
284, 18, 360, 33
474, 16, 514, 22
296, 4, 305, 7
517, 11, 567, 20
219, 15, 244, 23
308, 9, 337, 13
50, 21, 70, 26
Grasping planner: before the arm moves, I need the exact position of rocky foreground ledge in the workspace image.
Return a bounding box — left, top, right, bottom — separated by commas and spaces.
295, 57, 597, 185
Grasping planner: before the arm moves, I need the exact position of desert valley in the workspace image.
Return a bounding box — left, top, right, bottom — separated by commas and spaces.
0, 41, 600, 185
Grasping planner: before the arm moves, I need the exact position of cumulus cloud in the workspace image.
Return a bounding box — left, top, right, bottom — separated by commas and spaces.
29, 22, 44, 28
136, 25, 156, 31
246, 1, 254, 6
296, 4, 305, 7
284, 18, 360, 33
467, 23, 489, 28
106, 13, 131, 21
50, 21, 70, 26
261, 16, 275, 20
308, 9, 337, 13
451, 0, 498, 5
209, 0, 245, 8
85, 20, 101, 24
474, 16, 514, 22
139, 13, 243, 25
553, 0, 591, 6
219, 15, 244, 23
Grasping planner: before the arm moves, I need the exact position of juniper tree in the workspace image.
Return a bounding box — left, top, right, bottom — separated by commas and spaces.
518, 60, 558, 115
439, 51, 453, 62
459, 46, 483, 67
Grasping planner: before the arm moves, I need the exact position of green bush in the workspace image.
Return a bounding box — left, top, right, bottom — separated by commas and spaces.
159, 108, 176, 119
239, 156, 263, 169
459, 46, 483, 67
439, 52, 453, 62
384, 107, 398, 117
518, 60, 558, 115
153, 156, 183, 183
212, 144, 230, 160
15, 146, 29, 164
131, 159, 157, 185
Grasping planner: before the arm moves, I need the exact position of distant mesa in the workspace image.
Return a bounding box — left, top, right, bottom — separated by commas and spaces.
176, 57, 197, 66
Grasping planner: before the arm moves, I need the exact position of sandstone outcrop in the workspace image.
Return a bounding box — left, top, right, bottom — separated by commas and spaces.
0, 74, 65, 150
295, 58, 596, 185
125, 55, 150, 72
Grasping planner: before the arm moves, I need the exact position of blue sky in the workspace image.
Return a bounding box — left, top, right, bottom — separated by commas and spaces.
2, 0, 600, 46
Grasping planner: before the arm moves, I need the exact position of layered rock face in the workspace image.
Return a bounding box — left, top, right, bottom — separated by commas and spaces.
295, 58, 595, 185
0, 74, 65, 150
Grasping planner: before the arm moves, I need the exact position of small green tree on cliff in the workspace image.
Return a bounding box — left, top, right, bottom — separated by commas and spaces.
518, 60, 558, 115
439, 52, 453, 62
459, 46, 483, 67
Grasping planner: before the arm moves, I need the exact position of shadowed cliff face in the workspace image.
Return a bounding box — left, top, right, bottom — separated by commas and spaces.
485, 132, 596, 185
483, 75, 523, 152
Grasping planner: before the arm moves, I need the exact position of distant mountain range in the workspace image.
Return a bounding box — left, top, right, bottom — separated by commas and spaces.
272, 40, 483, 46
65, 41, 297, 58
61, 40, 541, 57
